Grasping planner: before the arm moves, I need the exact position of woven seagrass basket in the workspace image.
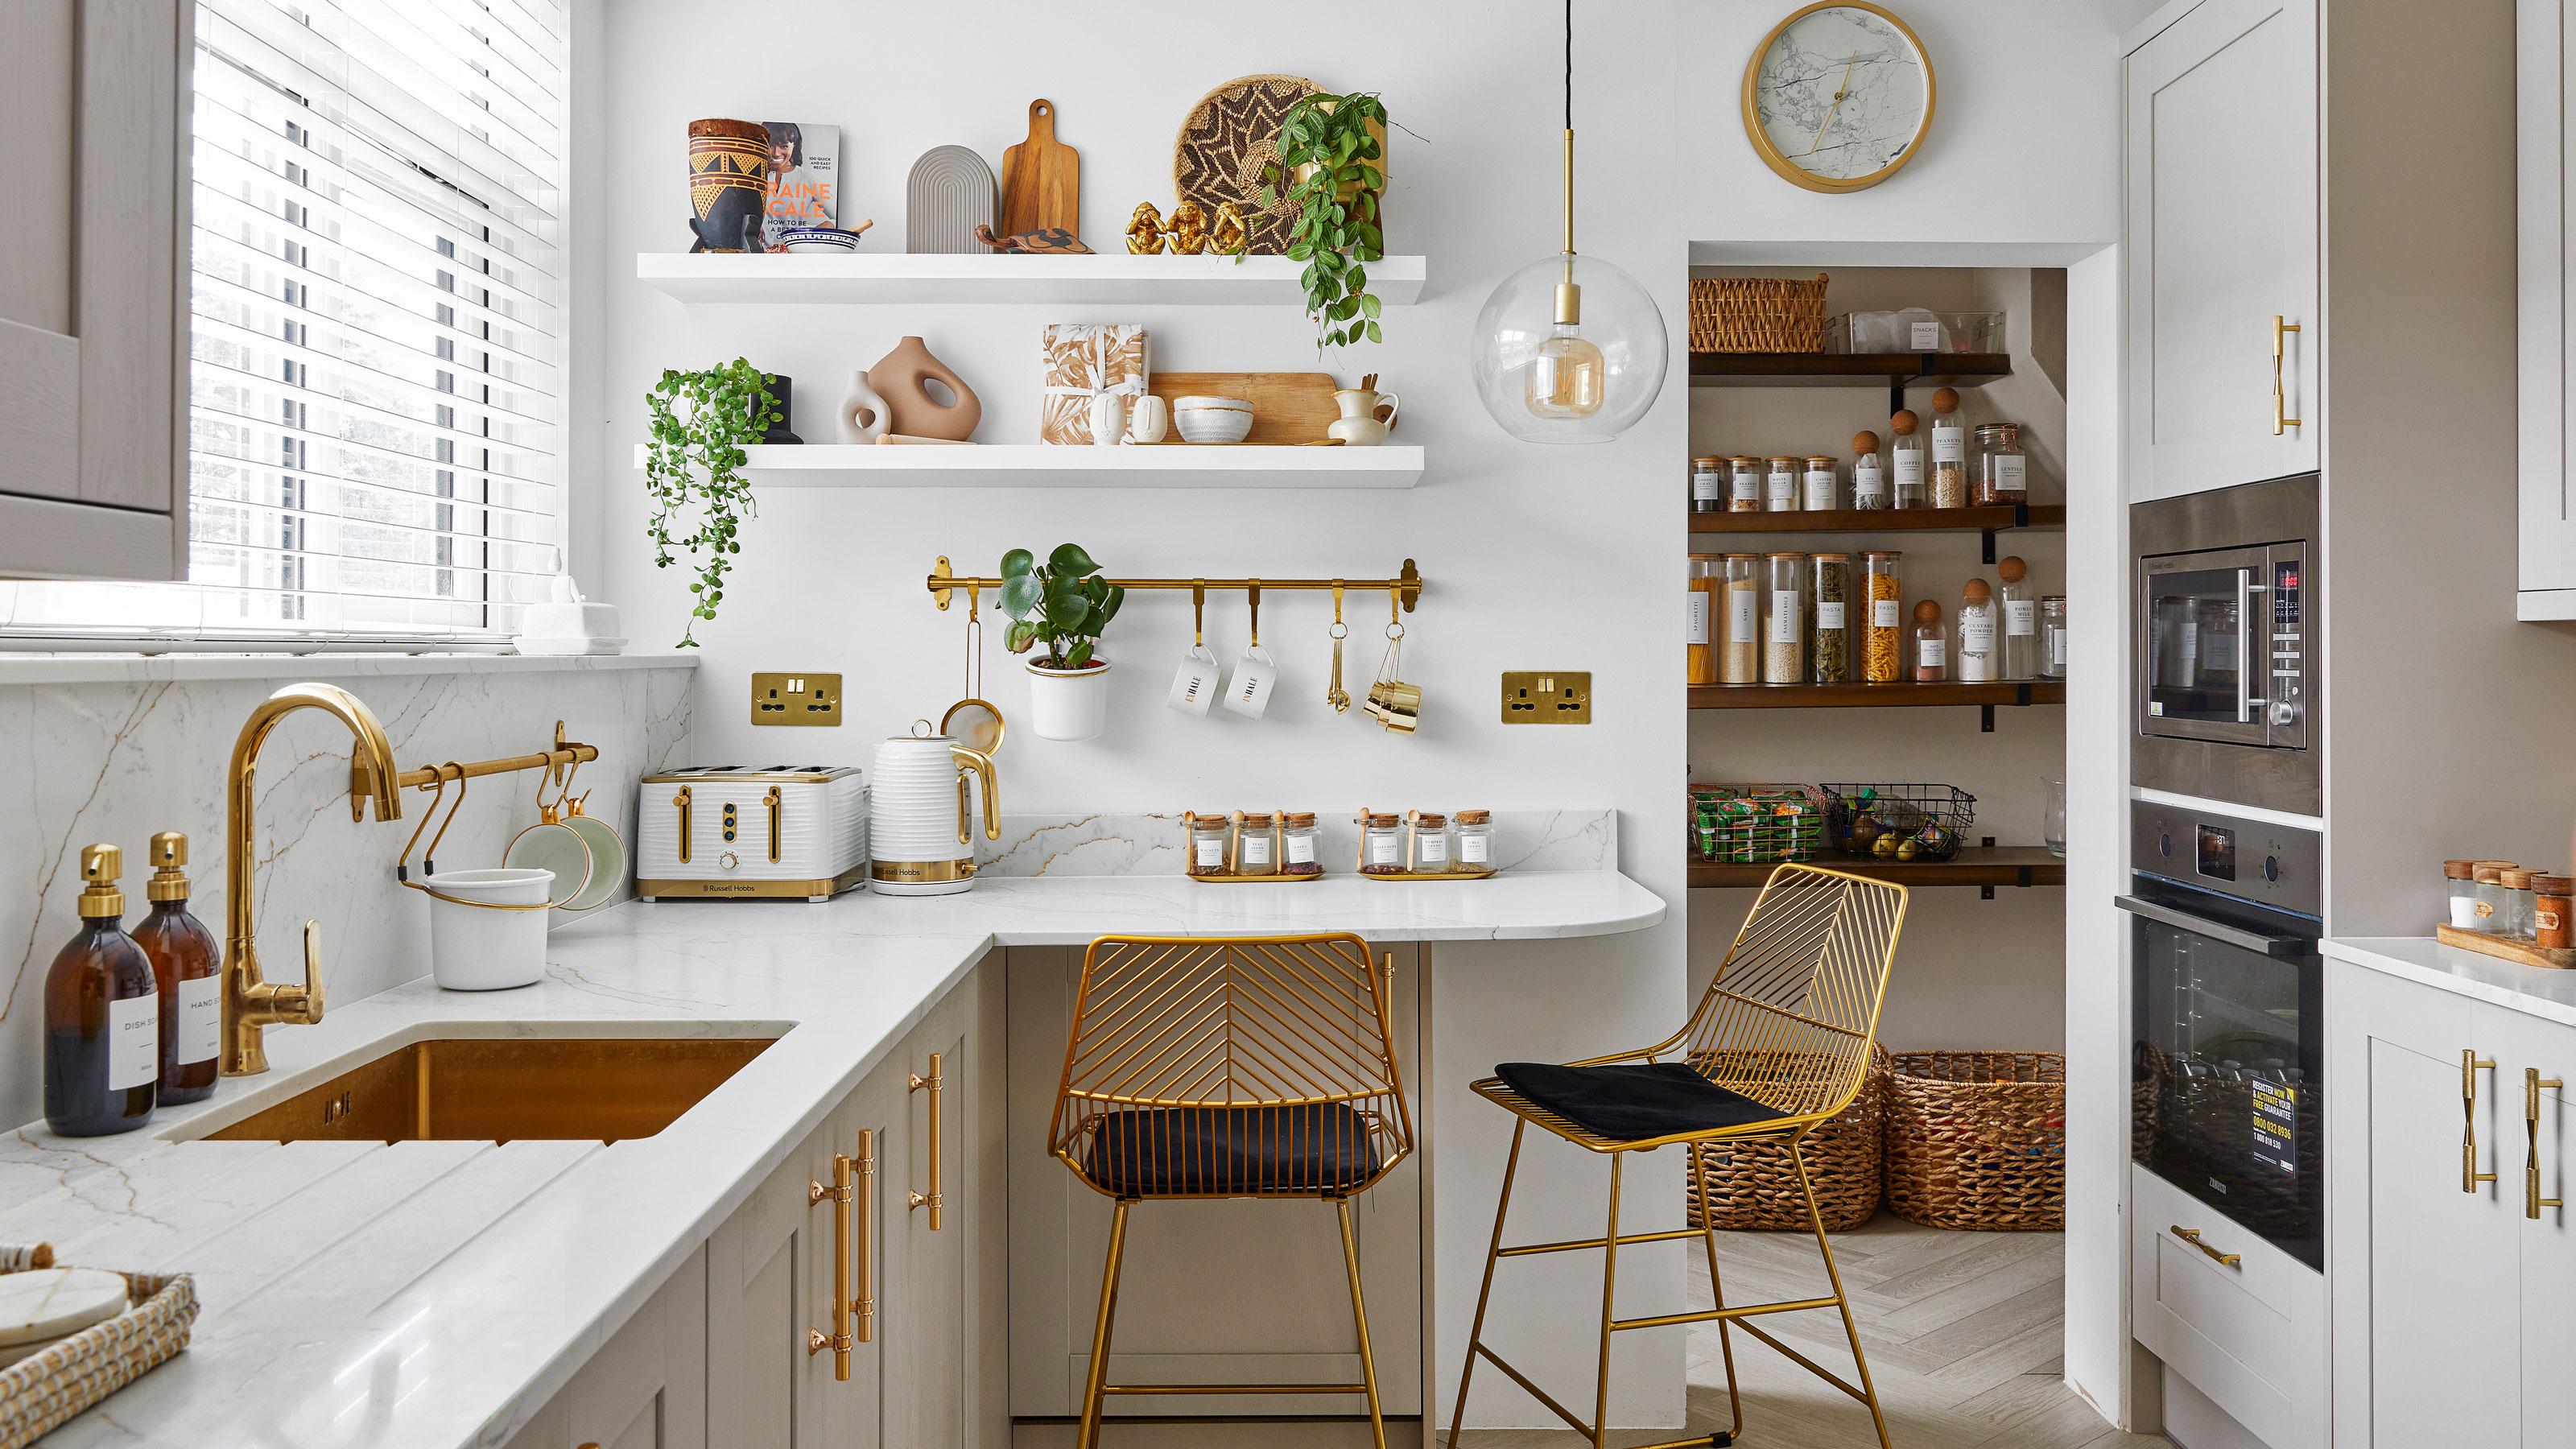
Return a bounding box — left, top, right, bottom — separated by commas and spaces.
0, 1243, 197, 1447
1883, 1051, 2066, 1231
1688, 274, 1830, 353
1686, 1045, 1887, 1232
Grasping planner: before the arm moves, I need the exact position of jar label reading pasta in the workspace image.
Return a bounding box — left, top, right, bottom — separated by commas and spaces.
1817, 601, 1847, 630
1873, 598, 1901, 629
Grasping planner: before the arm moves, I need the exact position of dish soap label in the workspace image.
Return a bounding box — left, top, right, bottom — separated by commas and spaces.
108, 994, 157, 1092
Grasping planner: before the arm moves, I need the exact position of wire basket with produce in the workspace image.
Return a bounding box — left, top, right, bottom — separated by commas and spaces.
1690, 783, 1829, 864
1822, 782, 1975, 863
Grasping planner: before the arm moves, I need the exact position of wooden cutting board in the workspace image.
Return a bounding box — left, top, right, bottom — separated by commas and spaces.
1147, 372, 1339, 444
999, 99, 1079, 239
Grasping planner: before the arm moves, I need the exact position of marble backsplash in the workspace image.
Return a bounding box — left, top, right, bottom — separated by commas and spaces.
0, 658, 694, 1132
975, 808, 1618, 877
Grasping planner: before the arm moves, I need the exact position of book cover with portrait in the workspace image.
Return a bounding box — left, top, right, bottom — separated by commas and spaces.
760, 122, 840, 250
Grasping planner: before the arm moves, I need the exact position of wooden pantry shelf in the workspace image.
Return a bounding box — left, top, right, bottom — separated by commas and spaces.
1690, 679, 2062, 731
1687, 846, 2064, 891
1688, 351, 2013, 388
1690, 504, 2066, 563
634, 251, 1428, 307
630, 443, 1423, 489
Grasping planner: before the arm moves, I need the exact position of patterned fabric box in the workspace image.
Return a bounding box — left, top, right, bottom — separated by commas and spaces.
1039, 324, 1150, 445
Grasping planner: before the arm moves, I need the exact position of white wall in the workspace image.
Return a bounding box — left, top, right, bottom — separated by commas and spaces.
595, 0, 1693, 1430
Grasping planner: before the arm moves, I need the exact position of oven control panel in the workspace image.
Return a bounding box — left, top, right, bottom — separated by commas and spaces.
2268, 555, 2305, 729
2132, 801, 2322, 917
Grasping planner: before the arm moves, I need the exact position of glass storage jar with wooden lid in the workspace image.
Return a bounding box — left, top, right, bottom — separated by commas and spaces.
1719, 555, 1761, 684
1728, 456, 1763, 514
1974, 421, 2027, 506
1413, 812, 1451, 871
1687, 558, 1719, 686
1765, 455, 1801, 513
1763, 552, 1806, 683
2537, 875, 2573, 950
2502, 868, 2539, 938
1860, 551, 1904, 683
1691, 456, 1725, 514
1810, 553, 1852, 683
1802, 456, 1839, 511
1187, 812, 1232, 877
1234, 811, 1280, 876
2445, 859, 2482, 929
1454, 810, 1495, 869
1360, 813, 1406, 874
1281, 812, 1323, 875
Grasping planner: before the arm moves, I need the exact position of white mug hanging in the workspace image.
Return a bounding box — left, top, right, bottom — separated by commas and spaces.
1127, 394, 1170, 444
1166, 582, 1224, 715
1222, 584, 1277, 718
1088, 390, 1129, 448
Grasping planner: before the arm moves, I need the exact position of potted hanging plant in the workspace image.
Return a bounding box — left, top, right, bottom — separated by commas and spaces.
642, 358, 782, 647
1001, 543, 1122, 741
1261, 91, 1390, 353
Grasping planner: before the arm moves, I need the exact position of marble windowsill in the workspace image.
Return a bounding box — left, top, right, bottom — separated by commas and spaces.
0, 650, 700, 686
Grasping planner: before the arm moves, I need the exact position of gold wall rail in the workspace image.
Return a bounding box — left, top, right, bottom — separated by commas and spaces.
927, 556, 1422, 612
378, 720, 598, 794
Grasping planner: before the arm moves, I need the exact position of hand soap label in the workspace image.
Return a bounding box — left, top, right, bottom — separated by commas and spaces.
177, 975, 219, 1066
108, 993, 157, 1092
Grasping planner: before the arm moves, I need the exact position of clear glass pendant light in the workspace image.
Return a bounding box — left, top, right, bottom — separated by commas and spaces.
1471, 0, 1669, 444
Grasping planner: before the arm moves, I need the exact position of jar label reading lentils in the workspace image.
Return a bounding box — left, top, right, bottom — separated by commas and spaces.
1241, 834, 1272, 867
1989, 454, 2025, 494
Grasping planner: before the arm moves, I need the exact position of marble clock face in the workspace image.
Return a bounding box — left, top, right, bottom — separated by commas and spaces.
1747, 3, 1934, 191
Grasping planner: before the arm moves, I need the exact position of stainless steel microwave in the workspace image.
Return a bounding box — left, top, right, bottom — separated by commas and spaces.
2132, 476, 2320, 815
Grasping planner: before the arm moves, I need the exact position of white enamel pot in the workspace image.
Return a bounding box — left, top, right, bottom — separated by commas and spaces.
1026, 660, 1111, 741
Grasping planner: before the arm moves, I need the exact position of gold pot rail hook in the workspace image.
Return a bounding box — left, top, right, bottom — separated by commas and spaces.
1192, 580, 1207, 649
926, 556, 1422, 612
1248, 580, 1261, 649
396, 762, 461, 884
387, 723, 600, 794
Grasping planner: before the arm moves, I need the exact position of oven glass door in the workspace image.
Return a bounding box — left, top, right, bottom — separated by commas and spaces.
2140, 545, 2273, 747
2127, 886, 2322, 1269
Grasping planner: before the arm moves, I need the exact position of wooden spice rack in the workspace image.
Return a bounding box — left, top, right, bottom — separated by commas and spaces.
1353, 807, 1496, 882
1181, 810, 1324, 884
2436, 923, 2576, 970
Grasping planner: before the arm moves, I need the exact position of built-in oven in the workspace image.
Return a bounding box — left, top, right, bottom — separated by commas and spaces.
2131, 473, 2321, 816
2119, 802, 2322, 1270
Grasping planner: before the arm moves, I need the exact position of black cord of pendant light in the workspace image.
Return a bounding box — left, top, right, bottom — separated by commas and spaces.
1564, 0, 1573, 132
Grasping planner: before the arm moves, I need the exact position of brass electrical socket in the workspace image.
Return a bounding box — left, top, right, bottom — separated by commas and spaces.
1501, 671, 1591, 724
752, 672, 842, 725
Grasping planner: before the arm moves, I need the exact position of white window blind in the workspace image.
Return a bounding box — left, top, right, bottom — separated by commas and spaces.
0, 0, 569, 646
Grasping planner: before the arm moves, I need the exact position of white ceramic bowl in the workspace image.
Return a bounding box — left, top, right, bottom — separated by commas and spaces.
422, 868, 551, 990
1172, 396, 1254, 445
780, 227, 863, 253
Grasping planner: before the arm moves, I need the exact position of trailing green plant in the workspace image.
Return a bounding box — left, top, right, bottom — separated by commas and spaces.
642, 358, 778, 647
999, 543, 1123, 670
1260, 91, 1389, 352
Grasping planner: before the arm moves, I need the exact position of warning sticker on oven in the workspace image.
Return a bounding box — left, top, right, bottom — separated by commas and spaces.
2252, 1080, 2297, 1174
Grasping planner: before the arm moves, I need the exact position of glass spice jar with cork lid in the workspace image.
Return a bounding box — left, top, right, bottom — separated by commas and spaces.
1765, 455, 1801, 513
2445, 859, 2482, 929
1235, 811, 1280, 877
1454, 810, 1495, 870
1728, 456, 1764, 514
1691, 456, 1725, 514
2502, 868, 2539, 939
1187, 813, 1232, 878
1281, 812, 1323, 875
2472, 862, 2517, 933
2537, 874, 2573, 950
1803, 455, 1839, 512
1974, 422, 2027, 506
1360, 813, 1406, 874
1851, 431, 1888, 510
1412, 812, 1452, 872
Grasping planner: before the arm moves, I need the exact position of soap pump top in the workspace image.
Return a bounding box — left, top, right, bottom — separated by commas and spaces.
77, 844, 126, 920
147, 832, 192, 903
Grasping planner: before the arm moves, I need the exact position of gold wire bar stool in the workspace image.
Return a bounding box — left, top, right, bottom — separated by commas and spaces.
1445, 864, 1909, 1449
1048, 933, 1415, 1449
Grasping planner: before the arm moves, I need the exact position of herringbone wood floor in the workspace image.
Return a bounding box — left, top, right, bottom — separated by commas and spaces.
1457, 1213, 2164, 1449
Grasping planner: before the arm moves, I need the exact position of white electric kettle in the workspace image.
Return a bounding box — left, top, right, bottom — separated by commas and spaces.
869, 725, 1001, 896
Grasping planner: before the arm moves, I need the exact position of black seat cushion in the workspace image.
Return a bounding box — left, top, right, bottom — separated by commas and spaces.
1083, 1103, 1382, 1197
1496, 1060, 1792, 1142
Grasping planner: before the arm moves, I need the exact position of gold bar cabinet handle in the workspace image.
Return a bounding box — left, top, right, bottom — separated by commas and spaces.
2271, 315, 2302, 435
910, 1053, 944, 1229
2529, 1067, 2565, 1220
672, 786, 692, 864
2169, 1225, 2241, 1269
2466, 1051, 2500, 1191
807, 1149, 855, 1379
764, 784, 783, 864
854, 1129, 876, 1344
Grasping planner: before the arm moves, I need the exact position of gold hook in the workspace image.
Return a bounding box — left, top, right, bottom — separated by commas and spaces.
1248, 580, 1261, 649
422, 766, 470, 877
1332, 583, 1344, 625
966, 579, 980, 620
1389, 587, 1401, 625
1192, 579, 1206, 649
555, 750, 584, 816
397, 763, 458, 883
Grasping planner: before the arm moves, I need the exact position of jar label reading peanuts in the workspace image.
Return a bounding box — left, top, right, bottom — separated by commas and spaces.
2006, 600, 2037, 635
1728, 588, 1759, 642
1817, 601, 1847, 630
1769, 592, 1802, 643
1932, 426, 1964, 464
1873, 599, 1901, 629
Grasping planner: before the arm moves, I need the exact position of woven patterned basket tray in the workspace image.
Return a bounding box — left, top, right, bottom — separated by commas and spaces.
1883, 1051, 2066, 1231
0, 1242, 197, 1448
1689, 274, 1830, 353
1686, 1045, 1887, 1232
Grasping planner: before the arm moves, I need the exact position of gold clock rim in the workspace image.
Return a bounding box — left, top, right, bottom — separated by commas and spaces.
1740, 0, 1938, 195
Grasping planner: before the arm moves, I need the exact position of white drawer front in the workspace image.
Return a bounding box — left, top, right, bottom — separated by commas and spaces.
2132, 1162, 2323, 1449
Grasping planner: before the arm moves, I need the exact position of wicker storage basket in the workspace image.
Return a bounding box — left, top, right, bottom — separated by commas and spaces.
1686, 1046, 1887, 1232
1884, 1051, 2066, 1230
0, 1243, 198, 1447
1689, 274, 1830, 353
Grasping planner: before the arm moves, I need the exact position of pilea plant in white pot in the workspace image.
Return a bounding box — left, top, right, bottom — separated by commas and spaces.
1000, 543, 1122, 741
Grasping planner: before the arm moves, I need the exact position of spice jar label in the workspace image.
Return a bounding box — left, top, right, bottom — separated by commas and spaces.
1241, 835, 1273, 866
2006, 600, 2037, 636
1692, 472, 1721, 502
1918, 638, 1946, 669
1727, 589, 1759, 642
1732, 474, 1760, 503
1194, 838, 1225, 869
1803, 471, 1835, 509
1873, 598, 1901, 629
1818, 601, 1847, 630
1766, 473, 1796, 507
1768, 592, 1802, 643
1418, 835, 1449, 866
1460, 833, 1490, 865
1368, 835, 1401, 866
1287, 835, 1315, 865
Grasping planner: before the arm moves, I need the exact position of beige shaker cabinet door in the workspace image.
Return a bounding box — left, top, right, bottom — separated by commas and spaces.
2124, 0, 2319, 502
0, 0, 189, 579
2512, 1011, 2576, 1447
883, 955, 1004, 1449
501, 1246, 708, 1449
706, 1102, 881, 1449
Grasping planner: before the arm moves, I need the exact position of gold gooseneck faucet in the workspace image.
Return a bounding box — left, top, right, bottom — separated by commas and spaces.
221, 683, 404, 1077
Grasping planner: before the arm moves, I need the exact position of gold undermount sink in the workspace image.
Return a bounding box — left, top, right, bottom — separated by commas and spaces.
198, 1035, 776, 1144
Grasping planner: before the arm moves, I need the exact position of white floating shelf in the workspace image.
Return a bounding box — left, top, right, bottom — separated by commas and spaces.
634, 251, 1427, 307
630, 443, 1424, 489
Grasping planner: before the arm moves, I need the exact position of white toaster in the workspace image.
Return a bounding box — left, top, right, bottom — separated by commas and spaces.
635, 766, 869, 901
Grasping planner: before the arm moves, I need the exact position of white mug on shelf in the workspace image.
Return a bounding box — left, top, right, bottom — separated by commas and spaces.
1223, 645, 1278, 719
1166, 646, 1225, 716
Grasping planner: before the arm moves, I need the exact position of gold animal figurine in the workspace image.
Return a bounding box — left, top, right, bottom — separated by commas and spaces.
1125, 202, 1166, 255
1166, 200, 1210, 255
1210, 202, 1250, 256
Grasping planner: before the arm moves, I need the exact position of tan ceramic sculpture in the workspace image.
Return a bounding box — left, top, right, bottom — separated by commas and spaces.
866, 336, 982, 442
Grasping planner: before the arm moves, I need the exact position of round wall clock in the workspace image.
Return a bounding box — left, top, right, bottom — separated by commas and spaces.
1742, 2, 1935, 193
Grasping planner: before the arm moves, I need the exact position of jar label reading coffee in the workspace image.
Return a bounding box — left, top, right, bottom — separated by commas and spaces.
1240, 835, 1273, 867
1893, 452, 1924, 487
1817, 601, 1847, 630
1686, 592, 1711, 646
2005, 600, 2037, 636
1287, 835, 1315, 865
1769, 592, 1802, 643
1990, 455, 2026, 493
178, 975, 220, 1064
1727, 590, 1759, 643
1873, 598, 1901, 629
1194, 837, 1225, 869
109, 993, 157, 1092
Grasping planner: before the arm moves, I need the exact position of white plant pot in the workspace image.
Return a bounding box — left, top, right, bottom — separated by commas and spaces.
1026, 659, 1111, 741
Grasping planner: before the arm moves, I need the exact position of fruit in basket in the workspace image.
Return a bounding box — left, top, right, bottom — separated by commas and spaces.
1894, 836, 1922, 861
1847, 815, 1882, 855
1872, 832, 1901, 858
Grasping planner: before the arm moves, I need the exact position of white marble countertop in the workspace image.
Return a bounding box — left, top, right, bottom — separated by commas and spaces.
0, 870, 1662, 1448
2326, 935, 2576, 1029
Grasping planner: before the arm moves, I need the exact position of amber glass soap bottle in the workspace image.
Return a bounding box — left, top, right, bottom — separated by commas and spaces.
134, 832, 220, 1105
43, 844, 159, 1136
